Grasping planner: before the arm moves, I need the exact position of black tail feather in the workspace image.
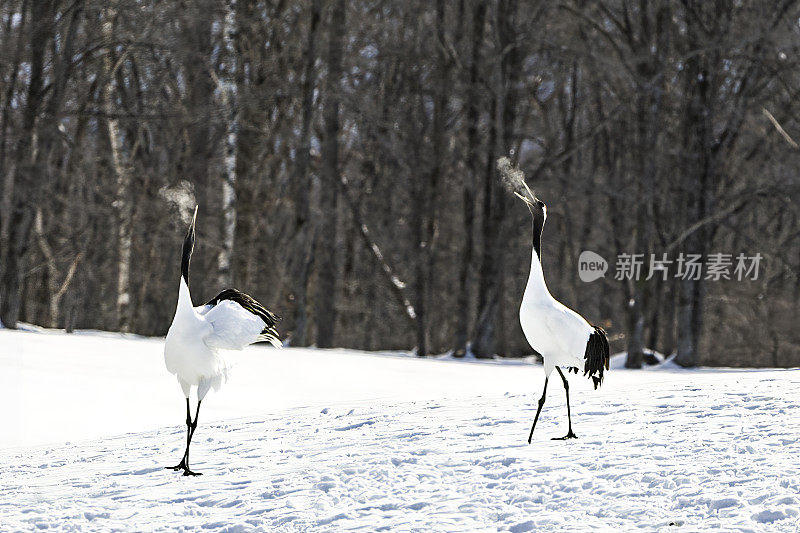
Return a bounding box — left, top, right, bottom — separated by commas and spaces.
583, 325, 610, 390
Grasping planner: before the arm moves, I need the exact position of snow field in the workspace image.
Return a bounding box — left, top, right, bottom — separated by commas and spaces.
1, 330, 798, 531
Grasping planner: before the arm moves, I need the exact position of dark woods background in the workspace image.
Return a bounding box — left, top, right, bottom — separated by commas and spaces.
1, 0, 799, 367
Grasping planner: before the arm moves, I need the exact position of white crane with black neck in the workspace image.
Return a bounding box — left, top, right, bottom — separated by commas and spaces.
164, 206, 281, 475
500, 159, 609, 443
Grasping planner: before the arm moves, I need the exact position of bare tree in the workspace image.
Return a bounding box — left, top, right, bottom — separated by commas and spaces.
290, 0, 322, 346
216, 0, 239, 288
315, 0, 345, 348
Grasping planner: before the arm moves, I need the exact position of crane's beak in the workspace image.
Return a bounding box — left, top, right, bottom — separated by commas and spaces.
514, 191, 534, 214
185, 205, 198, 244
514, 191, 532, 204
513, 178, 540, 215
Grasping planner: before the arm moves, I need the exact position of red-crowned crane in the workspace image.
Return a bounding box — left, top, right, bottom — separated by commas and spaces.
499, 159, 609, 443
164, 206, 280, 475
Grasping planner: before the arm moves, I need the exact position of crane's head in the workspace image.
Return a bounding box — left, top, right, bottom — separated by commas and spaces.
497, 157, 546, 222
513, 187, 546, 222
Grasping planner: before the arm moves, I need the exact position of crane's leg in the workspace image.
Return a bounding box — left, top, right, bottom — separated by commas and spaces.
182, 400, 202, 476
166, 397, 192, 472
165, 398, 203, 475
528, 377, 548, 444
552, 367, 578, 440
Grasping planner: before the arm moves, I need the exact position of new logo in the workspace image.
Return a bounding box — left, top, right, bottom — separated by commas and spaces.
578, 250, 608, 283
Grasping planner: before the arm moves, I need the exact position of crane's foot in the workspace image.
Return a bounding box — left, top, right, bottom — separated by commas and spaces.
166, 460, 187, 471
165, 461, 202, 476
551, 431, 578, 440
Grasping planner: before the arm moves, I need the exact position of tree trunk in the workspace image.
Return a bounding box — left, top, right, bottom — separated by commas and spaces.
676, 278, 697, 366
102, 7, 133, 332
0, 1, 28, 277
315, 0, 345, 348
413, 0, 448, 356
471, 96, 499, 358
473, 0, 518, 358
217, 0, 239, 288
453, 0, 485, 357
675, 17, 712, 367
291, 0, 321, 346
183, 0, 215, 219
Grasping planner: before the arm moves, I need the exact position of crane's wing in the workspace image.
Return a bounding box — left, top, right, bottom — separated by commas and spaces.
543, 303, 592, 360
202, 289, 281, 350
544, 303, 608, 388
194, 304, 214, 316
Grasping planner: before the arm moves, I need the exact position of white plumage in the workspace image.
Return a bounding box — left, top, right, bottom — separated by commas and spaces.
164, 279, 266, 398
520, 239, 593, 379
164, 206, 280, 476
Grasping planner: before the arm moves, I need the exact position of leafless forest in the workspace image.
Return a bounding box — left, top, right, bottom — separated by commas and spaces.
1, 0, 799, 366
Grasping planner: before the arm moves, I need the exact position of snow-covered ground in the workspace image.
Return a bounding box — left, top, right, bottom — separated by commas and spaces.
1, 329, 798, 531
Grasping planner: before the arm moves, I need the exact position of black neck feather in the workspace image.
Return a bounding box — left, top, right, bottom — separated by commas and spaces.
532, 213, 544, 260
181, 220, 195, 285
